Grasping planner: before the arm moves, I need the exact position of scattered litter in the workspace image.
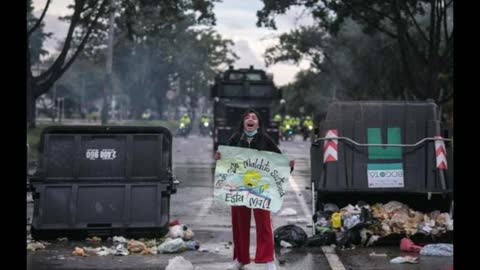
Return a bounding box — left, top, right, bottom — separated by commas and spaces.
323, 203, 339, 214
279, 208, 297, 216
384, 201, 406, 214
27, 242, 46, 251
144, 239, 158, 248
274, 224, 307, 247
287, 218, 309, 224
57, 237, 68, 242
83, 246, 101, 254
113, 244, 129, 256
313, 200, 453, 249
169, 219, 181, 226
390, 256, 419, 264
306, 230, 336, 247
331, 213, 342, 229
72, 247, 88, 257
366, 235, 380, 247
400, 238, 422, 253
183, 225, 195, 241
159, 238, 185, 253
165, 256, 194, 270
214, 248, 220, 253
198, 247, 208, 252
141, 246, 157, 255
420, 244, 453, 256
343, 215, 361, 230
128, 240, 147, 253
280, 240, 293, 248
317, 217, 329, 227
57, 255, 66, 260
185, 240, 199, 251
168, 225, 185, 239
369, 252, 387, 257
113, 236, 128, 243
341, 204, 361, 216
86, 236, 102, 243
96, 247, 113, 256
149, 247, 158, 255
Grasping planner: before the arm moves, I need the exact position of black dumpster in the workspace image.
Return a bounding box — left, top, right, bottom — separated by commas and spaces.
311, 101, 453, 214
30, 126, 176, 239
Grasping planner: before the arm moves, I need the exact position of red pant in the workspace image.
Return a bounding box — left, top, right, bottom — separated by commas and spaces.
231, 206, 275, 264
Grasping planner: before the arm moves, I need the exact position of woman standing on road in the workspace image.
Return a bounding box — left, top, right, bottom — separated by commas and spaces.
214, 109, 294, 270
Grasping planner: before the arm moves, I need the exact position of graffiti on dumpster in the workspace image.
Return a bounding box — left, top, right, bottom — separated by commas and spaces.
214, 146, 290, 212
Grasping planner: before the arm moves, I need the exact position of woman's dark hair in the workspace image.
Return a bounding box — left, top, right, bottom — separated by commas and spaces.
236, 109, 265, 134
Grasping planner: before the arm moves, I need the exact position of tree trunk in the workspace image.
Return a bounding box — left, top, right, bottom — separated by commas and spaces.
27, 79, 36, 129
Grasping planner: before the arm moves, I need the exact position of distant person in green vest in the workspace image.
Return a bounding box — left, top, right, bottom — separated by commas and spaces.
301, 116, 314, 141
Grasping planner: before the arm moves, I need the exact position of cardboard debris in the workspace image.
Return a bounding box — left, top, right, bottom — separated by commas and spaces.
72, 247, 88, 257
128, 240, 147, 253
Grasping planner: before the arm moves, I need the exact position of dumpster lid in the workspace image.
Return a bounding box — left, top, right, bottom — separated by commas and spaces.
39, 125, 172, 153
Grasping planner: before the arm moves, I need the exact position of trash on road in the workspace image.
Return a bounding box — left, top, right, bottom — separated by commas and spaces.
279, 208, 297, 216
86, 236, 102, 244
400, 238, 422, 253
96, 247, 113, 256
128, 240, 147, 253
114, 244, 130, 256
57, 237, 68, 242
306, 229, 336, 247
72, 247, 88, 257
369, 252, 387, 257
140, 246, 158, 255
311, 200, 453, 249
185, 240, 200, 251
168, 225, 185, 239
274, 224, 308, 247
27, 242, 46, 251
165, 256, 194, 270
390, 256, 419, 264
183, 225, 195, 241
420, 244, 453, 256
198, 247, 208, 252
113, 236, 128, 243
158, 238, 186, 253
280, 240, 293, 248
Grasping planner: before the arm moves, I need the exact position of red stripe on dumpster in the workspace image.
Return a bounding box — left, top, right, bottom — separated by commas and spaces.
434, 136, 447, 170
436, 147, 446, 157
323, 141, 338, 151
323, 129, 338, 163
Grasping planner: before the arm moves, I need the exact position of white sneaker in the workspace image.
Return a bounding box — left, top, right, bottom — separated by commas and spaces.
227, 259, 245, 270
265, 261, 277, 270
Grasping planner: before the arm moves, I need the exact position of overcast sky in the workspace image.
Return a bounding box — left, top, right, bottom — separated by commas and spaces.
33, 0, 313, 86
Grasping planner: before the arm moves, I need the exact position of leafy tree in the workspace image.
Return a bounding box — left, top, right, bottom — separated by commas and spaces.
258, 0, 453, 107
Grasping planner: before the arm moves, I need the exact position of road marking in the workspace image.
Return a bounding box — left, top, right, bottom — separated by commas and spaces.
322, 246, 347, 270
288, 175, 312, 222
289, 155, 347, 270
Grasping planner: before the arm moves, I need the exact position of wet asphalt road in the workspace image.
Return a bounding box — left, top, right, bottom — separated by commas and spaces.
27, 134, 453, 270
